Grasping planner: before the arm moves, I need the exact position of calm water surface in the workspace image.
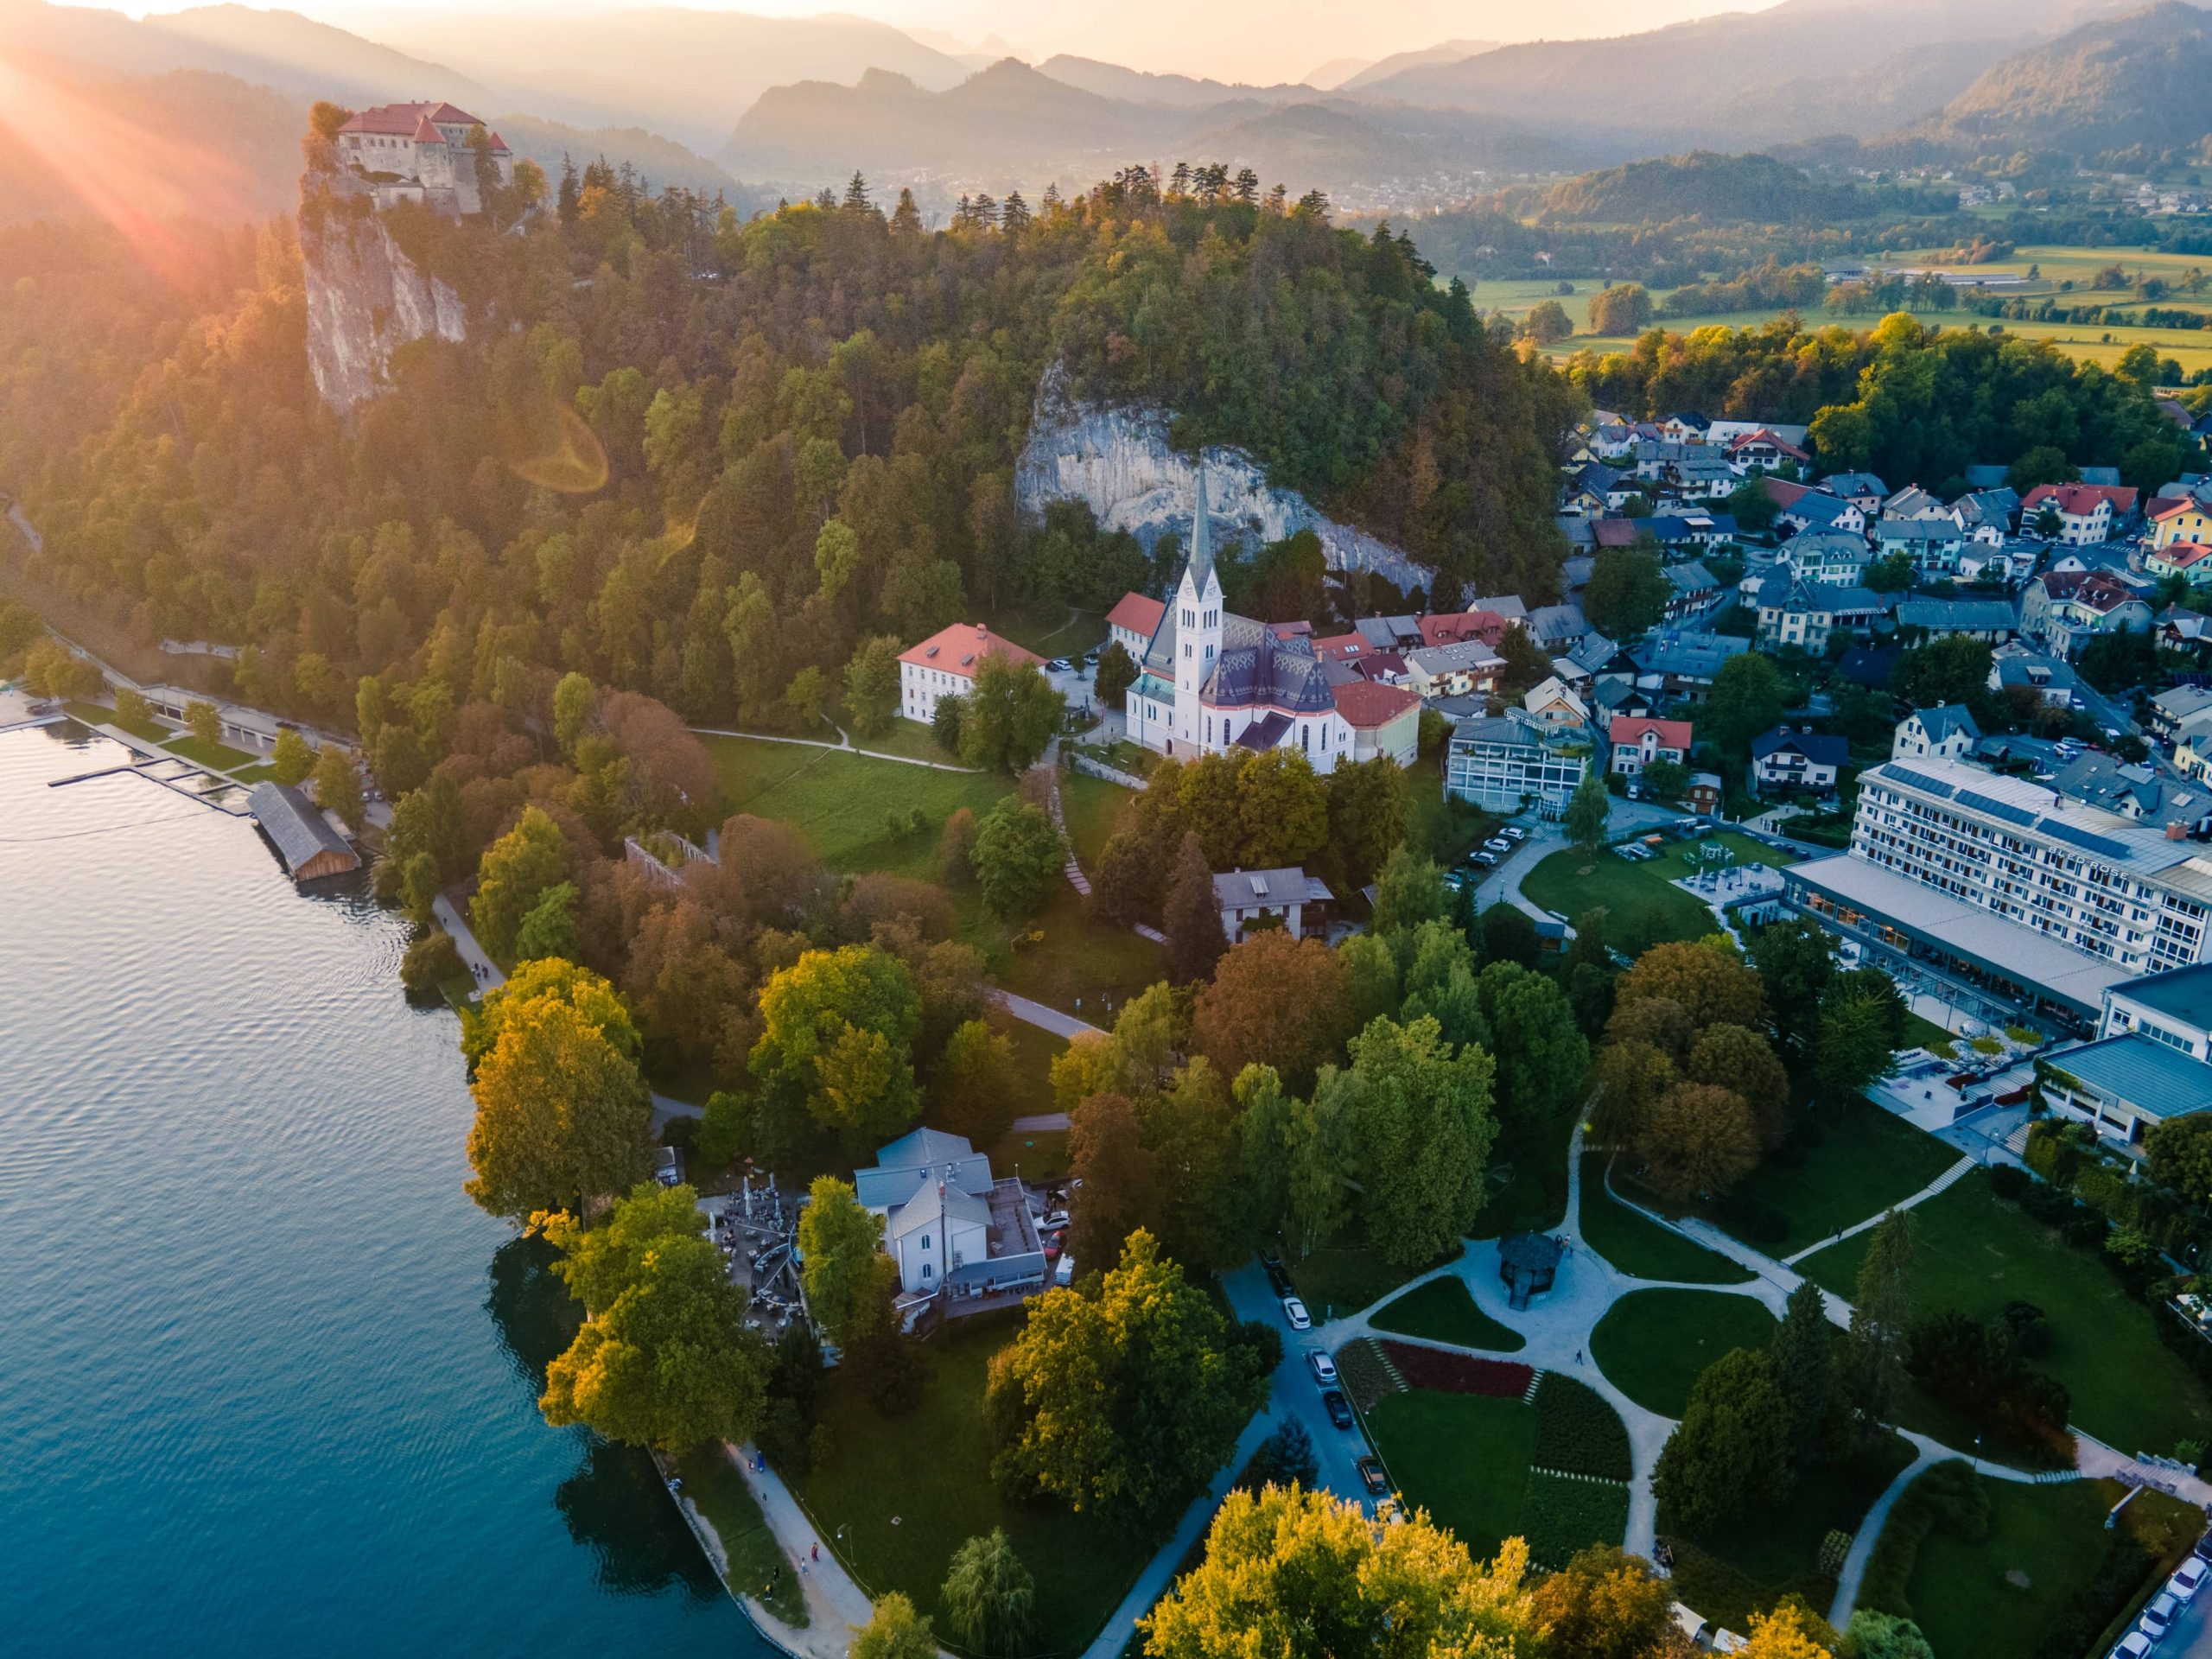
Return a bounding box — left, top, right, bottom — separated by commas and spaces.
0, 724, 771, 1657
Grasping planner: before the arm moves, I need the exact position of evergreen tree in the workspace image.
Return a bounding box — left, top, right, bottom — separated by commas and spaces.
1840, 1208, 1917, 1438
1566, 772, 1612, 851
1770, 1280, 1834, 1470
1164, 831, 1227, 984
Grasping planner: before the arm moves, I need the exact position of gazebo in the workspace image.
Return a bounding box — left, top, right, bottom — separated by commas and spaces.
1497, 1233, 1563, 1310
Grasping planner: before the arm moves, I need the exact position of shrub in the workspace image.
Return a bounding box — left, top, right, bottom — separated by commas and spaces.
1988, 1163, 2028, 1201
398, 929, 464, 999
1858, 1460, 1988, 1621
1380, 1340, 1534, 1398
1519, 1471, 1631, 1569
1534, 1373, 1633, 1480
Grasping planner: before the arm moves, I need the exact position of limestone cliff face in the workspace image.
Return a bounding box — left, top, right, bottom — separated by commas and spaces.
298, 203, 467, 414
1014, 367, 1433, 592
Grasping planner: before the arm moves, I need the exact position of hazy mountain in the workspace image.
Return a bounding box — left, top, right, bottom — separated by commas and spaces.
1185, 103, 1428, 182
1301, 56, 1374, 91
490, 115, 771, 209
1900, 1, 2212, 162
1338, 40, 1499, 92
1035, 54, 1312, 108
377, 8, 973, 153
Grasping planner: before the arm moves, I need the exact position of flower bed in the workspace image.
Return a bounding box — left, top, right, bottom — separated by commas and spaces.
1532, 1373, 1633, 1481
1380, 1339, 1533, 1399
1335, 1339, 1401, 1413
1519, 1471, 1631, 1569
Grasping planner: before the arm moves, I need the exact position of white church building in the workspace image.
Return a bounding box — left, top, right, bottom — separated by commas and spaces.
1122, 471, 1420, 771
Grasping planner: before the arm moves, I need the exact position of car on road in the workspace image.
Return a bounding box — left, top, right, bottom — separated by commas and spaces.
1322, 1389, 1354, 1429
2170, 1556, 2208, 1601
1281, 1295, 1312, 1331
2110, 1632, 2154, 1659
1306, 1348, 1338, 1386
1356, 1456, 1389, 1495
1041, 1209, 1070, 1230
2140, 1593, 2180, 1643
1483, 836, 1511, 854
1264, 1261, 1292, 1295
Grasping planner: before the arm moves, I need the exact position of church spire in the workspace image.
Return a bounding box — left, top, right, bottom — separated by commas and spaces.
1189, 459, 1214, 593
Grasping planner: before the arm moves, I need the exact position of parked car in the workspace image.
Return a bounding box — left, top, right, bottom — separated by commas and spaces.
2169, 1556, 2208, 1602
1264, 1261, 1292, 1296
1306, 1348, 1338, 1387
1483, 836, 1511, 854
1500, 825, 1527, 842
1322, 1389, 1354, 1429
2110, 1632, 2154, 1659
1281, 1295, 1312, 1331
1054, 1255, 1074, 1287
653, 1146, 683, 1187
1625, 782, 1643, 800
2140, 1592, 2180, 1643
1048, 658, 1071, 672
1356, 1455, 1389, 1495
1470, 850, 1498, 868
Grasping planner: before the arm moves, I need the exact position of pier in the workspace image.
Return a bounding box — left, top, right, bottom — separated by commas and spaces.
47, 722, 253, 816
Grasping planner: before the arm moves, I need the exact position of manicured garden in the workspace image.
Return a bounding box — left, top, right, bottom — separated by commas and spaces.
163, 733, 257, 771
66, 698, 165, 741
1578, 1154, 1753, 1285
1371, 1277, 1526, 1353
1798, 1169, 2212, 1458
1283, 1236, 1453, 1319
1591, 1288, 1779, 1418
671, 1445, 808, 1627
1713, 1104, 1960, 1258
791, 1314, 1149, 1656
1515, 846, 1709, 957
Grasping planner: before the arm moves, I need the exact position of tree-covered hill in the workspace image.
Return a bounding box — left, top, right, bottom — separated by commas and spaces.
0, 162, 1573, 735
1540, 152, 1871, 227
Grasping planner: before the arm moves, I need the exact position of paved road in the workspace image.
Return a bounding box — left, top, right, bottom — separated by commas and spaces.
2156, 1572, 2212, 1658
988, 988, 1103, 1040
1221, 1261, 1379, 1507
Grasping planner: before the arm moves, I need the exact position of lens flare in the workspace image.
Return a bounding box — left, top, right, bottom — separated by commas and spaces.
507, 403, 610, 493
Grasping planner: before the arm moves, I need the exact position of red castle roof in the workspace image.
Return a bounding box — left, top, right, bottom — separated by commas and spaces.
340, 101, 488, 137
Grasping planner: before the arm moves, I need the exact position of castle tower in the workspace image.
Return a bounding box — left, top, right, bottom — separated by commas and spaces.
1173, 462, 1224, 746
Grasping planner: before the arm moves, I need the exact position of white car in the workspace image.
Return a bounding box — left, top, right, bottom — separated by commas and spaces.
1281, 1295, 1312, 1331
1306, 1348, 1338, 1386
1500, 825, 1527, 842
1483, 837, 1511, 854
2140, 1592, 2180, 1643
2170, 1556, 2209, 1602
2112, 1633, 2154, 1659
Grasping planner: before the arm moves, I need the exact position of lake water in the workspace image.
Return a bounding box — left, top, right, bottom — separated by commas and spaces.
0, 723, 772, 1657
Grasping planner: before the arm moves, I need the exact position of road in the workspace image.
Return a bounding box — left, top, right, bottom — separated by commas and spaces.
1219, 1260, 1377, 1508
2158, 1570, 2212, 1658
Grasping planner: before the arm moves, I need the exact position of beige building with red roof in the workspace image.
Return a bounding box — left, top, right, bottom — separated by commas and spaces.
1608, 715, 1693, 779
899, 623, 1045, 726
335, 101, 514, 215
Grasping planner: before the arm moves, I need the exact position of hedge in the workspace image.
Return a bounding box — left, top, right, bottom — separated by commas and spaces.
1533, 1373, 1633, 1481
1519, 1471, 1632, 1569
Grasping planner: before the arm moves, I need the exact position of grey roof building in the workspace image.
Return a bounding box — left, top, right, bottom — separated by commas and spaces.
250, 782, 359, 881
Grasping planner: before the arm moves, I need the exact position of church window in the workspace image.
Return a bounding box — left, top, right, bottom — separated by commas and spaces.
1300, 724, 1309, 753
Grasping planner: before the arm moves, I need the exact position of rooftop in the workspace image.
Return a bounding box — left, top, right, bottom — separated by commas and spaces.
1212, 867, 1333, 909
2112, 962, 2212, 1031
2047, 1033, 2212, 1121
899, 622, 1044, 676
249, 782, 357, 874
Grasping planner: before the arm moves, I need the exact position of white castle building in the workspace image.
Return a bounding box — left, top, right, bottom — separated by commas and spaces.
334, 102, 514, 215
1124, 470, 1420, 772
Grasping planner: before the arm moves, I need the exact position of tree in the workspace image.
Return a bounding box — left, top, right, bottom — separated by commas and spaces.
1067, 1090, 1157, 1272
1164, 830, 1227, 984
1495, 622, 1549, 691
1724, 477, 1781, 535
1332, 1014, 1498, 1268
938, 806, 979, 884
842, 634, 904, 736
1523, 298, 1573, 345
784, 664, 827, 728
1686, 1022, 1788, 1148
1529, 1545, 1684, 1659
961, 656, 1063, 772
971, 797, 1065, 919
1617, 940, 1768, 1029
1891, 635, 1993, 715
1474, 963, 1589, 1139
112, 685, 152, 729
931, 1018, 1020, 1139
2147, 1113, 2212, 1206
1567, 771, 1612, 851
1323, 756, 1407, 892
312, 744, 363, 826
940, 1529, 1036, 1656
1863, 550, 1916, 594
513, 879, 580, 963
1811, 969, 1904, 1112
270, 727, 314, 785
552, 670, 595, 755
751, 944, 922, 1148
798, 1176, 887, 1342
1748, 915, 1836, 1058
1771, 1281, 1834, 1470
1635, 1082, 1760, 1201
1704, 652, 1789, 753
986, 1230, 1270, 1532
1370, 841, 1449, 938
1840, 1208, 1916, 1434
470, 805, 569, 965
1587, 283, 1655, 336
1094, 639, 1138, 709
1192, 930, 1354, 1095
1844, 1610, 1936, 1659
1736, 1605, 1837, 1659
1140, 1485, 1541, 1659
931, 691, 968, 756
1583, 548, 1671, 639
1653, 1346, 1796, 1535
186, 698, 220, 745
1478, 903, 1539, 969
537, 1182, 767, 1450
853, 1594, 938, 1659
1638, 757, 1688, 804
465, 983, 653, 1221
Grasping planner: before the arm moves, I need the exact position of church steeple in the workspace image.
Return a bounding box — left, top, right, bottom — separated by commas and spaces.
1188, 460, 1215, 594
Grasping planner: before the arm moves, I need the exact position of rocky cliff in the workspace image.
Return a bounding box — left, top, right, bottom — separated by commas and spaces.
298, 200, 467, 414
1014, 369, 1433, 592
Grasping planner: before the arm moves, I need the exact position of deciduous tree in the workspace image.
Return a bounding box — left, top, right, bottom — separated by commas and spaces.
470, 804, 570, 964
751, 944, 921, 1148
971, 797, 1065, 919
842, 634, 904, 735
1192, 930, 1353, 1095
1164, 831, 1227, 984
852, 1594, 938, 1659
270, 727, 314, 785
961, 655, 1063, 773
1583, 547, 1670, 639
798, 1176, 887, 1343
1635, 1082, 1759, 1201
312, 743, 364, 826
1529, 1545, 1686, 1659
940, 1529, 1035, 1656
465, 981, 653, 1218
1653, 1347, 1796, 1535
1567, 771, 1612, 851
1332, 1014, 1498, 1268
931, 1018, 1020, 1140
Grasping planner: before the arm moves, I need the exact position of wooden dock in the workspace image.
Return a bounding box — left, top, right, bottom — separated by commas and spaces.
47, 724, 253, 817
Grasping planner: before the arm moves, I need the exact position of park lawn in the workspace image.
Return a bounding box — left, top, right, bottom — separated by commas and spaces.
846, 719, 958, 764
230, 762, 279, 785
1717, 1103, 1960, 1258
66, 699, 166, 741
1060, 770, 1132, 871
1902, 1010, 1959, 1058
1591, 1288, 1778, 1418
791, 1313, 1151, 1656
670, 1446, 809, 1628
1365, 1389, 1541, 1562
1667, 1433, 1916, 1634
1518, 845, 1713, 954
162, 733, 257, 771
984, 603, 1106, 658
988, 879, 1163, 1017
704, 734, 1010, 880
1579, 1154, 1753, 1285
1371, 1277, 1526, 1353
1904, 1476, 2200, 1659
995, 1016, 1068, 1113
1284, 1233, 1455, 1320
1797, 1169, 2212, 1459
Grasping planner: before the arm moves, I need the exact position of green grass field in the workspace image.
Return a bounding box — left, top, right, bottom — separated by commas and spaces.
1591, 1288, 1778, 1418
1579, 1154, 1754, 1285
1902, 1011, 1960, 1058
1902, 1475, 2201, 1659
845, 718, 957, 764
705, 734, 1010, 880
670, 1446, 809, 1627
983, 604, 1107, 659
1797, 1170, 2212, 1459
65, 699, 168, 741
1366, 1389, 1539, 1560
1371, 1277, 1526, 1353
791, 1314, 1151, 1656
1519, 831, 1792, 955
1717, 1105, 1960, 1258
1283, 1235, 1452, 1319
1059, 771, 1131, 871
162, 734, 257, 772
991, 878, 1164, 1016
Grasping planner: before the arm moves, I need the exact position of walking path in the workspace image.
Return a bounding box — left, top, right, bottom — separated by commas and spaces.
1008, 1112, 1071, 1132
723, 1444, 877, 1657
1779, 1157, 1975, 1267
690, 722, 983, 773
988, 987, 1103, 1040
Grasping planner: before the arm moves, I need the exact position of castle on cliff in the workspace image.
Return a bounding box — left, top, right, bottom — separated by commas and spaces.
334, 102, 514, 215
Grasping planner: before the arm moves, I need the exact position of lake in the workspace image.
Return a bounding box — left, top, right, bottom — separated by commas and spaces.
0, 722, 771, 1656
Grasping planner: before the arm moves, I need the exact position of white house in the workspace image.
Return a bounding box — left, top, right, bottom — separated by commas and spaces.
1751, 725, 1847, 795
2020, 483, 2139, 545
1522, 676, 1592, 728
1214, 866, 1333, 943
1608, 715, 1693, 779
1891, 705, 1981, 762
1104, 593, 1166, 661
899, 623, 1046, 725
854, 1128, 1046, 1306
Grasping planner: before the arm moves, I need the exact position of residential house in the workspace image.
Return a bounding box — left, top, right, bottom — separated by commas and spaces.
1634, 629, 1753, 702
2019, 569, 2154, 658
1893, 596, 2017, 643
1821, 472, 1889, 512
900, 623, 1046, 725
1989, 650, 2081, 709
1563, 461, 1635, 516
856, 1128, 1046, 1306
2151, 684, 2212, 743
1590, 421, 1638, 461
1443, 710, 1599, 815
2049, 752, 2212, 832
2177, 715, 2212, 782
1891, 704, 1981, 761
1417, 609, 1512, 650
1522, 676, 1592, 728
1669, 455, 1739, 500
1707, 418, 1810, 450
1775, 490, 1866, 537
2020, 482, 2140, 545
1214, 866, 1333, 944
1725, 428, 1810, 472
1659, 411, 1713, 445
1524, 601, 1592, 654
2148, 494, 2212, 550
1662, 561, 1726, 624
1684, 771, 1725, 813
1751, 724, 1847, 796
2160, 606, 2212, 652
1951, 487, 2019, 543
1404, 639, 1503, 701
1754, 575, 1885, 652
1564, 632, 1637, 684
1646, 511, 1737, 553
1630, 440, 1699, 483
1609, 715, 1693, 779
1781, 527, 1872, 585
1105, 593, 1166, 660
1873, 516, 1966, 575
2146, 541, 2212, 588
1883, 485, 1948, 521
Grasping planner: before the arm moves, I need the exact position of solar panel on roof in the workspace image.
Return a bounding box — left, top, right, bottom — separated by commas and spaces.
1885, 767, 1957, 798
1956, 790, 2036, 828
2044, 821, 2132, 861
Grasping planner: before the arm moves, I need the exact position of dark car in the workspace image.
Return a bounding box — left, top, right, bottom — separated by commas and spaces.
1357, 1455, 1389, 1495
1264, 1262, 1292, 1296
1322, 1389, 1354, 1430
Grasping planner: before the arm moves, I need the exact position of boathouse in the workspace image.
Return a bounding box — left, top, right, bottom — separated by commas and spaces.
250, 782, 360, 881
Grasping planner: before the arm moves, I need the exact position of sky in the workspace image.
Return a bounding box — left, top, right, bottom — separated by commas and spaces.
124, 0, 1787, 86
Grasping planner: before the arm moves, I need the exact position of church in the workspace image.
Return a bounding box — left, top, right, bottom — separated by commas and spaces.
1122, 471, 1421, 772
334, 102, 515, 215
